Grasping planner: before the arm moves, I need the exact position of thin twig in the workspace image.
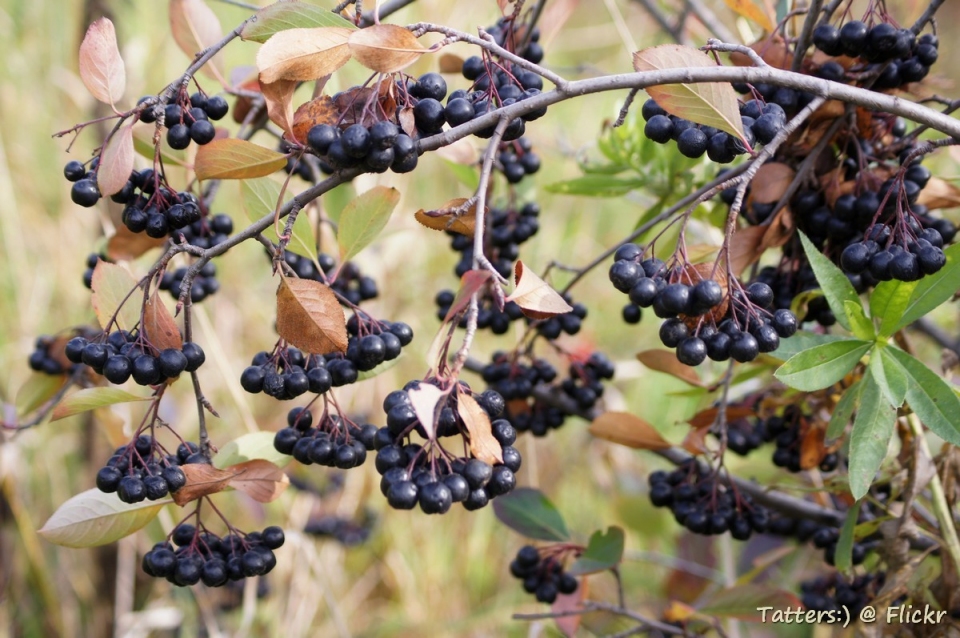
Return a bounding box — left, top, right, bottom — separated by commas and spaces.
792, 0, 824, 73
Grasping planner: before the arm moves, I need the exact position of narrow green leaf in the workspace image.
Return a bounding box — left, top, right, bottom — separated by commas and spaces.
873, 347, 908, 407
492, 487, 570, 542
16, 373, 68, 416
213, 431, 292, 469
894, 243, 960, 332
834, 501, 862, 575
769, 331, 846, 362
848, 374, 896, 500
888, 347, 960, 445
568, 527, 625, 576
870, 279, 917, 338
39, 489, 168, 548
544, 174, 645, 197
241, 1, 357, 43
774, 340, 872, 391
337, 186, 400, 264
827, 378, 861, 441
844, 300, 875, 340
51, 387, 152, 421
798, 231, 860, 332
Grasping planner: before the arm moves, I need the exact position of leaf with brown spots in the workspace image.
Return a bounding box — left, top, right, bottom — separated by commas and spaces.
276, 277, 348, 354
226, 459, 290, 503
636, 350, 704, 387
414, 198, 478, 235
460, 393, 503, 464
171, 464, 237, 506
291, 95, 338, 144
348, 24, 427, 73
142, 292, 182, 353
589, 411, 671, 450
505, 261, 573, 320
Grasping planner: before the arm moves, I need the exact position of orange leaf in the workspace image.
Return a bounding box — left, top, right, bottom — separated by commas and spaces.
107, 224, 166, 262
259, 79, 298, 141
636, 350, 705, 387
348, 24, 427, 73
291, 95, 339, 144
799, 423, 826, 469
407, 383, 444, 440
414, 198, 478, 236
194, 138, 288, 180
142, 292, 183, 353
460, 393, 503, 464
276, 277, 348, 354
97, 123, 135, 197
505, 261, 573, 320
171, 463, 236, 505
170, 0, 224, 82
723, 0, 775, 33
78, 17, 126, 107
589, 411, 671, 450
727, 225, 766, 276
438, 53, 464, 74
256, 27, 353, 84
226, 459, 290, 503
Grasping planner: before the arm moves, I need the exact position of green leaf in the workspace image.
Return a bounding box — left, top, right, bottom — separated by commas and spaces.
544, 174, 645, 197
827, 378, 861, 441
888, 347, 960, 445
51, 387, 152, 421
870, 279, 917, 339
133, 127, 188, 168
442, 160, 479, 190
834, 501, 862, 575
848, 374, 896, 500
38, 488, 168, 548
195, 139, 288, 181
213, 431, 292, 469
774, 340, 872, 391
798, 231, 860, 332
324, 182, 354, 227
698, 585, 802, 622
893, 242, 960, 332
91, 261, 142, 332
769, 331, 847, 362
240, 178, 316, 258
844, 300, 875, 340
871, 346, 907, 407
492, 487, 570, 542
355, 354, 402, 381
16, 373, 68, 416
241, 1, 357, 43
337, 186, 400, 264
568, 526, 625, 575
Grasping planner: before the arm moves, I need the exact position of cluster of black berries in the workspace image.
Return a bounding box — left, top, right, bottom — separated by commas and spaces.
641, 98, 783, 161
138, 92, 229, 150
509, 545, 578, 604
174, 214, 234, 249
65, 332, 205, 386
307, 120, 418, 174
498, 137, 540, 184
763, 408, 840, 473
648, 462, 770, 540
765, 512, 871, 567
64, 157, 103, 208
82, 253, 108, 289
305, 514, 374, 546
448, 201, 541, 280
710, 414, 765, 456
450, 64, 545, 141
142, 523, 283, 588
281, 251, 379, 306
159, 261, 220, 303
95, 436, 192, 504
534, 296, 588, 339
274, 406, 377, 469
813, 21, 938, 89
800, 572, 884, 616
435, 289, 525, 333
840, 225, 948, 283
750, 264, 837, 327
28, 335, 72, 376
374, 382, 519, 513
482, 353, 563, 436
484, 17, 544, 64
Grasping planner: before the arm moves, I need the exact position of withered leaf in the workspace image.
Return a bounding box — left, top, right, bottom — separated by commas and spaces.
172, 463, 236, 505
727, 225, 767, 276
170, 0, 224, 82
276, 277, 348, 354
918, 177, 960, 210
748, 163, 795, 205
142, 292, 183, 353
414, 198, 478, 235
505, 261, 573, 320
444, 270, 493, 322
259, 78, 298, 141
460, 393, 503, 464
257, 27, 353, 84
78, 17, 126, 107
589, 411, 671, 450
438, 53, 464, 74
636, 350, 704, 387
226, 459, 290, 503
291, 95, 338, 144
348, 24, 427, 73
408, 383, 444, 440
553, 575, 587, 637
106, 222, 166, 261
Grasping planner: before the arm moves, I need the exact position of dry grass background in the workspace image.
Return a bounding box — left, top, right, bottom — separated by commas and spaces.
0, 1, 957, 637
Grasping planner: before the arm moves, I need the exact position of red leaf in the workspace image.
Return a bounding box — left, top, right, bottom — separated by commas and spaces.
459, 393, 503, 464
276, 277, 348, 354
97, 123, 135, 197
259, 79, 298, 141
171, 463, 236, 506
142, 292, 183, 353
553, 575, 588, 637
505, 261, 573, 320
78, 17, 126, 107
169, 0, 224, 82
407, 384, 444, 440
194, 138, 288, 180
589, 411, 671, 450
291, 95, 338, 145
414, 198, 478, 236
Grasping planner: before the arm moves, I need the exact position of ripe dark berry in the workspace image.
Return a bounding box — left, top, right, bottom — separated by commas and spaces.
262, 526, 286, 549
167, 123, 191, 150
841, 242, 870, 273
189, 120, 216, 145
96, 466, 123, 493
387, 481, 419, 509
240, 366, 266, 393
730, 333, 760, 363
918, 245, 946, 274
81, 343, 108, 369
157, 349, 188, 378
132, 355, 161, 385
656, 284, 691, 317
161, 466, 186, 492
71, 179, 100, 207
889, 250, 920, 281
413, 98, 445, 133
691, 279, 723, 311
659, 318, 689, 348
204, 95, 229, 120
486, 466, 516, 496
341, 124, 372, 159
181, 342, 205, 371
839, 21, 869, 57
676, 127, 708, 158
241, 551, 267, 577
103, 356, 132, 384
414, 72, 447, 101
677, 337, 707, 366
644, 115, 674, 143
143, 475, 169, 500
307, 124, 339, 155
771, 309, 798, 338
609, 260, 642, 292
813, 24, 843, 56
418, 481, 453, 514
64, 160, 86, 182
745, 282, 773, 308
118, 476, 146, 503
444, 98, 475, 127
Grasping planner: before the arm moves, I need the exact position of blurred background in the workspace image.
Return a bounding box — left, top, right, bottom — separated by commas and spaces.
0, 0, 958, 636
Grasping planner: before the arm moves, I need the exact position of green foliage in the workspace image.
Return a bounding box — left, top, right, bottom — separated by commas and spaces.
848, 374, 896, 499
493, 487, 571, 542
774, 339, 872, 391
797, 231, 859, 332
568, 526, 625, 575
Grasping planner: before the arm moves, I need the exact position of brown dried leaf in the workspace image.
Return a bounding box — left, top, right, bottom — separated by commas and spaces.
97, 123, 135, 197
729, 35, 793, 69
505, 261, 573, 320
727, 225, 766, 276
589, 411, 671, 450
759, 207, 794, 251
636, 350, 704, 387
748, 163, 795, 204
553, 575, 587, 637
226, 459, 290, 503
408, 384, 444, 440
723, 0, 775, 32
444, 270, 493, 322
918, 177, 960, 210
687, 404, 755, 430
799, 423, 826, 469
256, 27, 353, 84
171, 463, 236, 505
438, 53, 464, 74
78, 17, 126, 107
91, 261, 141, 332
276, 277, 347, 354
260, 79, 298, 141
170, 0, 224, 82
348, 24, 427, 73
460, 393, 503, 464
539, 0, 580, 48
414, 198, 477, 235
398, 106, 416, 137
291, 95, 338, 144
142, 292, 182, 353
194, 138, 288, 180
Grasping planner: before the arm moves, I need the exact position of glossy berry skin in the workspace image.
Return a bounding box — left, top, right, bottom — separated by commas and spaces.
644, 115, 674, 143
413, 98, 445, 133
677, 337, 707, 366
262, 526, 285, 549
676, 127, 708, 158
341, 124, 372, 159
118, 476, 146, 503
158, 349, 188, 378
71, 179, 100, 207
64, 160, 86, 182
413, 72, 447, 101
307, 124, 339, 155
730, 333, 760, 363
162, 466, 186, 492
813, 24, 843, 56
167, 124, 191, 150
418, 481, 453, 514
839, 21, 868, 57
204, 95, 229, 120
387, 481, 419, 509
189, 120, 216, 145
96, 466, 123, 493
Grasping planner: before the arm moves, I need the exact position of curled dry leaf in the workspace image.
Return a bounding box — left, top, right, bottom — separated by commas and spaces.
729, 35, 793, 69
106, 223, 167, 261
799, 423, 826, 469
633, 45, 746, 142
636, 350, 704, 387
91, 261, 141, 332
257, 27, 353, 84
291, 95, 338, 144
170, 0, 224, 82
276, 277, 348, 354
171, 463, 237, 506
194, 138, 288, 180
407, 384, 445, 440
226, 459, 290, 503
78, 17, 126, 107
398, 106, 416, 137
259, 79, 297, 141
505, 261, 573, 320
918, 177, 960, 210
97, 123, 135, 197
142, 292, 183, 352
722, 0, 775, 32
683, 404, 756, 454
459, 393, 504, 464
727, 224, 767, 277
414, 198, 478, 235
348, 24, 427, 73
444, 270, 493, 322
589, 411, 671, 450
